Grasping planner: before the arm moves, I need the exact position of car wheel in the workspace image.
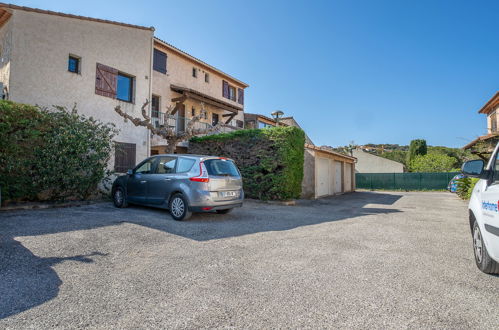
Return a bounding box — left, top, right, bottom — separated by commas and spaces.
113, 187, 128, 208
169, 193, 192, 221
216, 208, 233, 214
472, 221, 499, 274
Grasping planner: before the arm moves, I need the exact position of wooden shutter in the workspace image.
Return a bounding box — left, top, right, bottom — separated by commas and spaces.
95, 63, 118, 99
222, 80, 229, 99
153, 49, 167, 74
114, 142, 136, 173
237, 88, 244, 105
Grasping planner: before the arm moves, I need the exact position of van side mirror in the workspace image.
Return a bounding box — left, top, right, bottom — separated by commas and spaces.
461, 159, 487, 178
127, 169, 134, 175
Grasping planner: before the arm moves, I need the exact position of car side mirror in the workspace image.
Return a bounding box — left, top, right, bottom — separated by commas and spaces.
127, 169, 134, 175
461, 159, 488, 179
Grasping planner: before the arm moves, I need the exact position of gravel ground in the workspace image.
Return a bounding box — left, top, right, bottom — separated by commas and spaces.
0, 191, 498, 329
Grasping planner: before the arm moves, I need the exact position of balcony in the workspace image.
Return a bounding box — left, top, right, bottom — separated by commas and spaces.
150, 111, 242, 145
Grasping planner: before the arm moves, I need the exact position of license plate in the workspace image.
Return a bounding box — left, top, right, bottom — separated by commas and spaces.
220, 191, 237, 197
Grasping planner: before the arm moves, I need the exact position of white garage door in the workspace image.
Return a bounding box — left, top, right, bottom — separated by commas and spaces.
334, 161, 343, 194
344, 163, 352, 192
316, 157, 330, 197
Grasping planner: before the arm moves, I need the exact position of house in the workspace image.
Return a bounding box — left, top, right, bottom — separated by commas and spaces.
0, 3, 249, 172
463, 92, 499, 158
302, 144, 356, 199
351, 149, 404, 173
151, 38, 248, 154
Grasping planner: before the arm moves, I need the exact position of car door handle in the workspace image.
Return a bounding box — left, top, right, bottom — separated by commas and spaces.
140, 180, 147, 184
164, 178, 172, 181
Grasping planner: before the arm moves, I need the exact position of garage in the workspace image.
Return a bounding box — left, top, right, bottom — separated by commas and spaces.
302, 144, 356, 199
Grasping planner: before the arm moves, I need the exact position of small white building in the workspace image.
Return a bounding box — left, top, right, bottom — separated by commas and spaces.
351, 149, 404, 173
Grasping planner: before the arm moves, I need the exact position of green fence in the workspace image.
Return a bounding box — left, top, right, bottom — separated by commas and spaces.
356, 172, 459, 190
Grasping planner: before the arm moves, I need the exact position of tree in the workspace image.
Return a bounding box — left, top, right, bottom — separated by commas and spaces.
407, 139, 427, 166
114, 100, 225, 153
409, 153, 457, 172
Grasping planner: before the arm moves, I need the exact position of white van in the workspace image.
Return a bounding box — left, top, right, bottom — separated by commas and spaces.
462, 144, 499, 274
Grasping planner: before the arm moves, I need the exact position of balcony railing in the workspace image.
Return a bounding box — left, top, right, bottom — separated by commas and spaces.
151, 111, 242, 136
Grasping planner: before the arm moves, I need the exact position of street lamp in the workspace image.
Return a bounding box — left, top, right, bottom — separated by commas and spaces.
271, 110, 284, 126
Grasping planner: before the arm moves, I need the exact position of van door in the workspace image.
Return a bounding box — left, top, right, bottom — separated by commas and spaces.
127, 158, 156, 204
147, 156, 177, 205
478, 149, 499, 259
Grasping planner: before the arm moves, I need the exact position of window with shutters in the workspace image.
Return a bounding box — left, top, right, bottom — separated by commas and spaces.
151, 95, 160, 118
222, 80, 229, 99
237, 88, 244, 105
95, 63, 118, 99
117, 73, 134, 102
228, 86, 236, 101
153, 49, 167, 74
114, 142, 136, 173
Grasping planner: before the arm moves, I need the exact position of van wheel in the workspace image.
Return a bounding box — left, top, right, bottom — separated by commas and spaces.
472, 221, 499, 274
216, 208, 233, 214
113, 187, 128, 208
169, 193, 192, 221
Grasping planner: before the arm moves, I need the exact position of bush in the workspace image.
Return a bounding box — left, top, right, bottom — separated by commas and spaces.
456, 177, 479, 200
190, 127, 305, 200
0, 100, 117, 204
409, 153, 458, 172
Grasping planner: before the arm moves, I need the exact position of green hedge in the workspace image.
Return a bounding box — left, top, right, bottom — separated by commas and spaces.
0, 100, 117, 204
190, 127, 305, 200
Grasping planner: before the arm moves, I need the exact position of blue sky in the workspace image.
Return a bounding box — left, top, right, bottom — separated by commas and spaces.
12, 0, 499, 147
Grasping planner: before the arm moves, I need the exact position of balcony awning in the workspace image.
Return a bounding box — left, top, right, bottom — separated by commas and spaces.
170, 84, 242, 114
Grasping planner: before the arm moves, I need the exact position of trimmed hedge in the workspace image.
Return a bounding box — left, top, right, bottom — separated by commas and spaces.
190, 127, 305, 200
0, 100, 117, 204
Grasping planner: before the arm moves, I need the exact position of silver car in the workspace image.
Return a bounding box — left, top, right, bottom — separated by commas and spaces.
112, 154, 244, 220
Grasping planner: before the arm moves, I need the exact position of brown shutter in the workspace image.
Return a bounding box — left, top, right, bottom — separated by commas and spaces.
114, 142, 136, 173
95, 63, 118, 99
237, 88, 244, 105
222, 80, 229, 98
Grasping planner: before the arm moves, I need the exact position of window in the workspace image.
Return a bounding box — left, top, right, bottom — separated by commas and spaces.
192, 67, 197, 78
155, 156, 177, 174
135, 158, 155, 174
237, 88, 244, 105
258, 121, 273, 129
212, 113, 219, 126
204, 159, 240, 177
151, 95, 160, 118
153, 49, 167, 74
117, 73, 133, 102
228, 86, 236, 101
68, 55, 80, 74
177, 158, 196, 173
114, 142, 136, 173
205, 73, 209, 83
491, 111, 497, 133
236, 120, 244, 128
191, 106, 196, 117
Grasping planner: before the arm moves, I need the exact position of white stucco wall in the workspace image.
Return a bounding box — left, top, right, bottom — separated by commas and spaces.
0, 18, 12, 95
7, 9, 153, 168
352, 149, 404, 173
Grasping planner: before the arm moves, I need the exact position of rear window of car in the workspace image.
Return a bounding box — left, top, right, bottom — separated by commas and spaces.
204, 159, 240, 177
177, 157, 196, 173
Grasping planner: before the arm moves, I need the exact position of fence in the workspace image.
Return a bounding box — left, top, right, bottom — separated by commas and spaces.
356, 172, 459, 190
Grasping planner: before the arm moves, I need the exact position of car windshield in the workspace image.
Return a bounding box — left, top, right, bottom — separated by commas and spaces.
204, 159, 239, 177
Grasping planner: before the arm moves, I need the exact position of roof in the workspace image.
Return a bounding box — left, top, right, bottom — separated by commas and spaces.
478, 92, 499, 114
0, 3, 154, 31
154, 37, 249, 88
305, 144, 357, 162
244, 113, 290, 126
463, 133, 499, 150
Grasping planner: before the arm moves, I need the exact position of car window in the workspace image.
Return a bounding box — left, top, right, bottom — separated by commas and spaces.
177, 158, 196, 173
135, 158, 155, 174
204, 159, 240, 177
155, 156, 176, 174
493, 153, 499, 182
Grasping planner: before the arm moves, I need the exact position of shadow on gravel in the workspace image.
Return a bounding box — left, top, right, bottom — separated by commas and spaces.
0, 191, 400, 318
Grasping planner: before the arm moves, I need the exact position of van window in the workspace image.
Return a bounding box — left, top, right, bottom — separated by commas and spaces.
155, 156, 176, 174
177, 158, 196, 173
204, 159, 239, 177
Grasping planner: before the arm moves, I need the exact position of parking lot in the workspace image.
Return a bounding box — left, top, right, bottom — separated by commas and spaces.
1, 191, 498, 328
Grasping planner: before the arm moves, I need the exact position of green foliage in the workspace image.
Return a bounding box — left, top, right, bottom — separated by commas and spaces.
456, 177, 479, 200
190, 127, 305, 200
407, 139, 427, 165
0, 100, 117, 203
409, 153, 457, 172
378, 150, 408, 167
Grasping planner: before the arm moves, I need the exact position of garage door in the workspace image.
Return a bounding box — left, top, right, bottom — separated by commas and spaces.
344, 163, 352, 192
334, 161, 343, 194
316, 157, 330, 197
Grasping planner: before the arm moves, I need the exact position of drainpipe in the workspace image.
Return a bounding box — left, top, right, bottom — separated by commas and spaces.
147, 32, 154, 157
